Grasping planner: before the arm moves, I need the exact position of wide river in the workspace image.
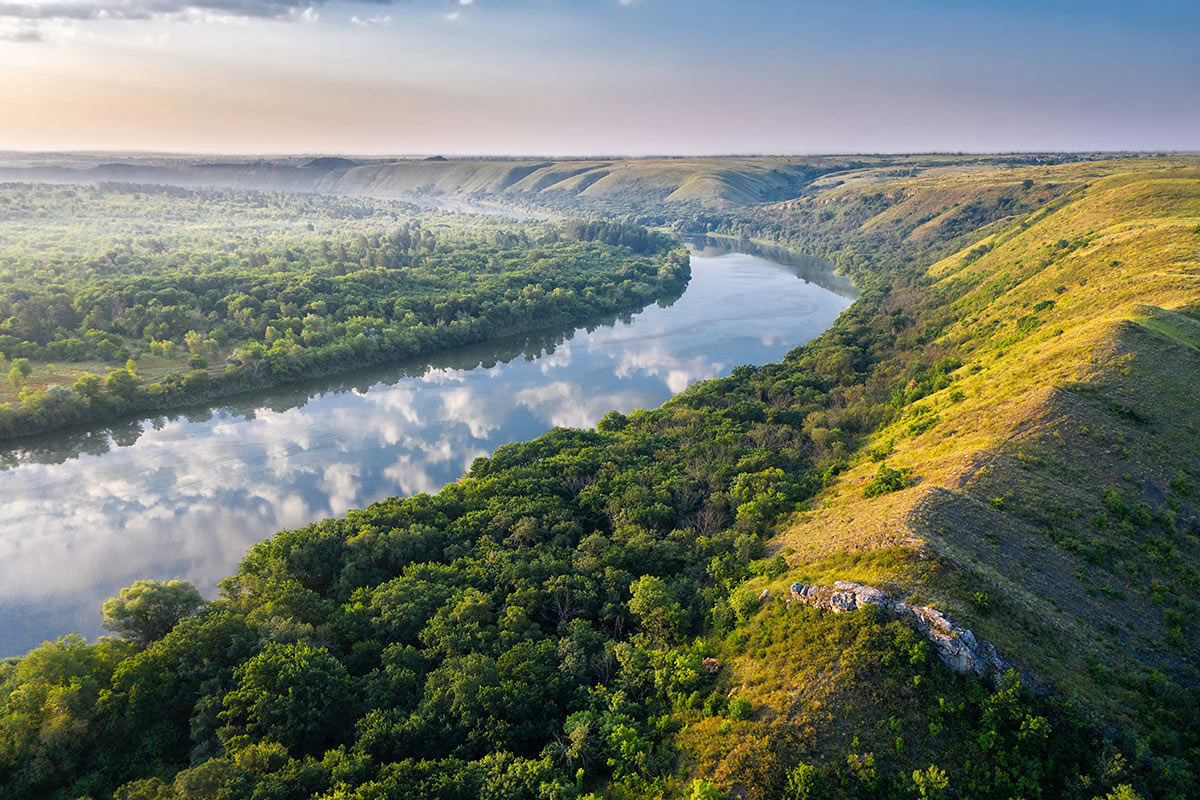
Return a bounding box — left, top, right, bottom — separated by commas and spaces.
0, 237, 855, 657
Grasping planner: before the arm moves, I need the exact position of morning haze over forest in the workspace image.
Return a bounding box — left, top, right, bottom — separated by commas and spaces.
1, 3, 1199, 800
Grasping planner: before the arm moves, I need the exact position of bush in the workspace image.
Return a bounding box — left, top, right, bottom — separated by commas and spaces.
727, 698, 752, 720
730, 584, 762, 623
971, 592, 992, 613
689, 779, 724, 800
863, 465, 906, 498
783, 763, 823, 800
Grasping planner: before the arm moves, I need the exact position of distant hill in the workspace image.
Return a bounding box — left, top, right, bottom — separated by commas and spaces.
302, 157, 360, 170
0, 152, 1083, 207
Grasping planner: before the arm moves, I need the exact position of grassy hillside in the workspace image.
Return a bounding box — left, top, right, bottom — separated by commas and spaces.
686, 163, 1200, 797
777, 167, 1200, 689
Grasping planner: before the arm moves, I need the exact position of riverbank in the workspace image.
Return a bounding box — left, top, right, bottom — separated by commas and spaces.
0, 243, 851, 656
0, 231, 690, 445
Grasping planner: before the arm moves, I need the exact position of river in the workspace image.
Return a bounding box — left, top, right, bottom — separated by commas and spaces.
0, 237, 855, 657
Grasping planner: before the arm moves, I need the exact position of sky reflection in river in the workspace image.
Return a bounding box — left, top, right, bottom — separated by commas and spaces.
0, 243, 854, 656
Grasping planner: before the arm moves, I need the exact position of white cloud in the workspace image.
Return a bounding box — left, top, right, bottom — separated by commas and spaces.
350, 13, 388, 26
318, 462, 361, 515
0, 0, 387, 38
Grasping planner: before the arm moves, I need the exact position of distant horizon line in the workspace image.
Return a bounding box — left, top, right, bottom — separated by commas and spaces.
2, 149, 1198, 162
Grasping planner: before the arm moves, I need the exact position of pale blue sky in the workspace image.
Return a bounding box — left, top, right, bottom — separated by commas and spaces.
0, 0, 1196, 154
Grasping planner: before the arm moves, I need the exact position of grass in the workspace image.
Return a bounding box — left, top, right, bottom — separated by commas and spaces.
1133, 305, 1200, 352
0, 351, 227, 406
772, 163, 1200, 728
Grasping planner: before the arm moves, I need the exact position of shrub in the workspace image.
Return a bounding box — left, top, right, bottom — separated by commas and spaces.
689, 779, 724, 800
971, 592, 992, 613
748, 554, 788, 578
863, 465, 906, 498
912, 765, 949, 799
727, 698, 752, 720
782, 763, 822, 800
729, 584, 762, 624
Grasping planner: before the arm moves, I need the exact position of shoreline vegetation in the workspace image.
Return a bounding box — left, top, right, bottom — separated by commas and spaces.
0, 185, 690, 442
1, 155, 1198, 800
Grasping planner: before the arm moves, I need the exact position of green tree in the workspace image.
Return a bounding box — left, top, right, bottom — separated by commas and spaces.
113, 777, 173, 800
627, 575, 684, 643
689, 778, 724, 800
101, 579, 205, 646
8, 358, 32, 389
104, 368, 141, 402
1095, 787, 1145, 800
219, 641, 353, 755
72, 372, 104, 402
912, 765, 949, 799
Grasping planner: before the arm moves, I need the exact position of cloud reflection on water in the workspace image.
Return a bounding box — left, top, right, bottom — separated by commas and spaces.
0, 246, 853, 656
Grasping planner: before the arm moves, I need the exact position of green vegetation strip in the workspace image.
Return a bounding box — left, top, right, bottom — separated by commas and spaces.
0, 185, 687, 441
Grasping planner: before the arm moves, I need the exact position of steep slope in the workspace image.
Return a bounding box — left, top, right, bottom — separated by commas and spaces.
711, 168, 1200, 785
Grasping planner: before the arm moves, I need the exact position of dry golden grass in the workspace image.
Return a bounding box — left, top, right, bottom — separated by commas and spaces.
771, 163, 1200, 721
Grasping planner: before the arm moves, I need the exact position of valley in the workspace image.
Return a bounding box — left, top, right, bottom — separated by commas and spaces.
0, 154, 1197, 800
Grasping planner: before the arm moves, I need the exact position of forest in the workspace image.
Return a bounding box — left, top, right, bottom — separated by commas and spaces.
1, 157, 1198, 800
0, 184, 687, 440
0, 249, 1129, 800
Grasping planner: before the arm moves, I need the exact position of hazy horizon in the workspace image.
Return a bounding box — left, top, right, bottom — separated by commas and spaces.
2, 0, 1197, 155
2, 149, 1197, 161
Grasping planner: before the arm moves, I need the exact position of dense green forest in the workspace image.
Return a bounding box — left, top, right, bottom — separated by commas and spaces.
0, 184, 687, 440
1, 158, 1198, 800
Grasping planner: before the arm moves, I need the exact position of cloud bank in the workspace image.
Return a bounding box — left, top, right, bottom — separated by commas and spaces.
0, 0, 636, 40
0, 0, 399, 40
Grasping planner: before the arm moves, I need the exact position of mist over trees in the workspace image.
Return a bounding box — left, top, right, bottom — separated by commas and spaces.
0, 185, 688, 440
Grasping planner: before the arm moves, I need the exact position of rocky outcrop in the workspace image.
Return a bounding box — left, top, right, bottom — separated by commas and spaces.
787, 580, 896, 614
789, 580, 1011, 684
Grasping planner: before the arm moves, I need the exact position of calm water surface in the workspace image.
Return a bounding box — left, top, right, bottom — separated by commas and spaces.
0, 238, 855, 656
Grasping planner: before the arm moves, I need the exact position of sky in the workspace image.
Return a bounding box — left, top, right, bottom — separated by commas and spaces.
0, 0, 1197, 155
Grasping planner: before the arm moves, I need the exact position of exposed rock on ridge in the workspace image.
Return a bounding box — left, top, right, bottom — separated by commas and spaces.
789, 580, 1011, 684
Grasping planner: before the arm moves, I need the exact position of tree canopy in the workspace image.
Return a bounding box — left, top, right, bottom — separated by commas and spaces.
100, 579, 206, 646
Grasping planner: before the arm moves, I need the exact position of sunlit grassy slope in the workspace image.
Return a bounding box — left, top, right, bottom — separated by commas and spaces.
741, 165, 1200, 725
630, 162, 1197, 799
